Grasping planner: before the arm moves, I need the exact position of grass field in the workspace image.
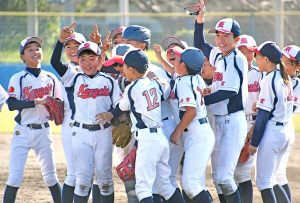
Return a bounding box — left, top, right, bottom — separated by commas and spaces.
1, 105, 299, 134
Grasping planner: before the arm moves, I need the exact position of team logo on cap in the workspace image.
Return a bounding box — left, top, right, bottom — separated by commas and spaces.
83, 43, 90, 48
217, 21, 225, 28
240, 38, 248, 44
284, 46, 292, 53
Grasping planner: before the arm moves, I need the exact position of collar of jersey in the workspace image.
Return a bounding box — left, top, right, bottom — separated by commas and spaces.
25, 67, 41, 78
84, 70, 100, 79
218, 48, 237, 61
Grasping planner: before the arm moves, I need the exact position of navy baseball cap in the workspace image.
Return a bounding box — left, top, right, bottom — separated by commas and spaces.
249, 41, 282, 64
19, 36, 43, 54
170, 46, 205, 72
161, 36, 188, 51
77, 41, 101, 56
282, 45, 300, 62
122, 25, 151, 50
208, 18, 241, 36
102, 44, 132, 67
103, 48, 148, 73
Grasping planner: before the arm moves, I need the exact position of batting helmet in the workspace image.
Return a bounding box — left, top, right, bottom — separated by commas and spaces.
122, 25, 151, 50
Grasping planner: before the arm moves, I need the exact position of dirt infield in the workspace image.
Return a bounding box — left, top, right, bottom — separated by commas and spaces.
0, 133, 299, 203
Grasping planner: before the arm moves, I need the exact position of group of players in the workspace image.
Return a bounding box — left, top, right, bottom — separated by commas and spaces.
1, 0, 300, 203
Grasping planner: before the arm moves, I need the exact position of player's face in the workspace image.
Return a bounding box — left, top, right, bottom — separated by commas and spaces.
78, 53, 100, 75
112, 34, 124, 47
20, 42, 43, 68
238, 46, 255, 68
174, 55, 186, 76
215, 32, 238, 55
114, 64, 125, 77
124, 39, 146, 50
122, 64, 135, 81
201, 58, 215, 79
255, 54, 268, 72
281, 55, 300, 77
166, 44, 178, 66
64, 40, 81, 63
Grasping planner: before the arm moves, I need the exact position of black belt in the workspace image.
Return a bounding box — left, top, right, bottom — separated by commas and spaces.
136, 127, 157, 136
27, 122, 49, 130
246, 115, 257, 121
276, 122, 284, 126
162, 117, 169, 121
73, 121, 111, 131
184, 118, 208, 132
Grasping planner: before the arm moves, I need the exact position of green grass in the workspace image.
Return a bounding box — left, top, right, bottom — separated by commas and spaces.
1, 105, 299, 134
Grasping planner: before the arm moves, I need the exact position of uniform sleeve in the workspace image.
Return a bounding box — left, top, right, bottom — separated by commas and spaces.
256, 76, 274, 112
111, 78, 122, 108
0, 85, 8, 111
52, 75, 63, 100
194, 21, 213, 58
50, 40, 68, 77
293, 81, 300, 113
60, 67, 78, 87
177, 78, 197, 110
119, 85, 131, 111
7, 74, 21, 99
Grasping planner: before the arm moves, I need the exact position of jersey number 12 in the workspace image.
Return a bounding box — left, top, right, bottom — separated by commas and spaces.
142, 88, 159, 111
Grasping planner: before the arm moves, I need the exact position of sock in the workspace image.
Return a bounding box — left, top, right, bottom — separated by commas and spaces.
100, 192, 114, 203
74, 194, 89, 203
3, 185, 19, 203
140, 197, 153, 203
62, 184, 75, 203
192, 190, 212, 203
167, 189, 185, 203
182, 190, 192, 203
282, 184, 291, 202
224, 190, 241, 203
218, 194, 226, 203
92, 184, 101, 203
153, 194, 162, 203
261, 188, 276, 203
273, 184, 290, 203
238, 180, 253, 203
49, 183, 62, 203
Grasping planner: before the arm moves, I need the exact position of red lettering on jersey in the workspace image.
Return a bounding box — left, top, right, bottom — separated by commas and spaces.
22, 84, 53, 100
180, 98, 184, 103
294, 97, 298, 102
196, 86, 204, 105
8, 86, 15, 93
221, 81, 225, 86
287, 95, 293, 101
260, 98, 265, 104
284, 46, 292, 53
240, 38, 248, 44
186, 97, 190, 102
218, 21, 225, 28
169, 90, 176, 100
213, 72, 223, 82
77, 84, 110, 99
248, 81, 259, 92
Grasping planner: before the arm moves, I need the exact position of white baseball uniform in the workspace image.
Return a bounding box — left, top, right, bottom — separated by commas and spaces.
6, 68, 61, 188
119, 76, 176, 201
172, 74, 215, 199
208, 47, 248, 195
61, 67, 121, 197
255, 69, 293, 191
0, 84, 8, 111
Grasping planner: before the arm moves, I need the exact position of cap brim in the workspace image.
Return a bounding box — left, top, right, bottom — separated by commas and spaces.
26, 37, 43, 47
169, 46, 184, 57
208, 28, 232, 34
77, 47, 100, 56
282, 52, 297, 61
102, 55, 124, 67
161, 37, 185, 51
248, 47, 260, 54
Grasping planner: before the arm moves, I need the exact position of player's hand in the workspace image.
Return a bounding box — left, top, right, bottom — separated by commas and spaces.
90, 25, 102, 44
59, 22, 76, 43
170, 130, 182, 145
96, 112, 113, 124
153, 44, 163, 59
203, 87, 211, 96
195, 0, 206, 23
34, 98, 47, 105
249, 145, 257, 155
102, 31, 112, 52
252, 102, 258, 112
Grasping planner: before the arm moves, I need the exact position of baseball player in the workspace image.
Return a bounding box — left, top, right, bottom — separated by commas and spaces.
275, 45, 300, 201
194, 2, 248, 202
103, 47, 185, 203
3, 36, 62, 203
233, 34, 262, 203
51, 38, 122, 203
109, 26, 125, 47
249, 41, 293, 203
0, 84, 8, 111
169, 46, 215, 202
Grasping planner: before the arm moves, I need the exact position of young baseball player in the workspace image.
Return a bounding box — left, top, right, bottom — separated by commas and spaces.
169, 46, 215, 203
194, 2, 248, 202
234, 34, 262, 203
0, 84, 8, 111
103, 47, 185, 203
249, 41, 293, 203
275, 45, 300, 201
109, 26, 125, 47
51, 38, 122, 203
3, 36, 62, 203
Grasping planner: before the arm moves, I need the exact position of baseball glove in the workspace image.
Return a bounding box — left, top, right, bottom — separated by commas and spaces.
116, 147, 137, 182
111, 112, 132, 148
238, 125, 254, 163
44, 96, 64, 125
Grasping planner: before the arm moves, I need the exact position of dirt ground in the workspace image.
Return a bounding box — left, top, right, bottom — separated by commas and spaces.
0, 133, 299, 203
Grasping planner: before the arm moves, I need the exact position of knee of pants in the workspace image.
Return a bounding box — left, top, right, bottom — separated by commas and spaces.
256, 178, 274, 191
98, 180, 114, 196
64, 175, 76, 187
216, 177, 237, 195
75, 179, 92, 197
181, 178, 203, 199
7, 173, 23, 188
42, 172, 59, 187
234, 167, 251, 184
276, 174, 288, 186
124, 179, 136, 193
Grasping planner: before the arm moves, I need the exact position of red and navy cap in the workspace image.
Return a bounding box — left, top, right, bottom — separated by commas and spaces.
249, 41, 282, 64
282, 45, 300, 62
77, 41, 101, 56
208, 18, 241, 36
237, 34, 257, 49
19, 36, 43, 54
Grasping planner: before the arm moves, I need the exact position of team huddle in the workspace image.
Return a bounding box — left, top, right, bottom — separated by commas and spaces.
1, 1, 300, 203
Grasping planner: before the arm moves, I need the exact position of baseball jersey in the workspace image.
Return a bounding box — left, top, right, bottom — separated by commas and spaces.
257, 69, 294, 122
7, 69, 61, 125
173, 74, 207, 121
119, 77, 170, 132
292, 77, 300, 113
244, 65, 263, 115
208, 47, 248, 115
61, 67, 121, 124
0, 84, 8, 111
